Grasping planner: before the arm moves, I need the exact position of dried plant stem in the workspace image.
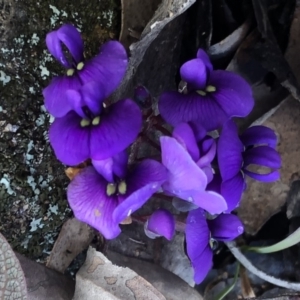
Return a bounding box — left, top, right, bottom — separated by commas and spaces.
225, 241, 300, 291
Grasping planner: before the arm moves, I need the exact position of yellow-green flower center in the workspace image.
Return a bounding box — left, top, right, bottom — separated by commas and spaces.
106, 183, 117, 196
196, 85, 216, 96
118, 181, 127, 195
80, 119, 90, 127
92, 116, 100, 126
66, 68, 75, 76
206, 85, 216, 92
76, 62, 84, 70
196, 90, 206, 96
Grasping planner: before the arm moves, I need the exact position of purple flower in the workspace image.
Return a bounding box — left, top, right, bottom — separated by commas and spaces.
218, 120, 281, 212
144, 209, 175, 241
186, 208, 243, 283
160, 123, 227, 214
43, 24, 127, 117
158, 49, 254, 131
49, 81, 142, 166
67, 158, 167, 239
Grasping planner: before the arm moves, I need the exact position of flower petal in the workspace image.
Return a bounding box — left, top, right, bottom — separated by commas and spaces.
186, 209, 209, 260
180, 59, 207, 90
189, 121, 207, 142
244, 169, 280, 182
172, 123, 200, 161
197, 49, 213, 73
209, 70, 254, 118
43, 75, 82, 117
65, 89, 86, 118
92, 152, 128, 182
79, 41, 128, 98
186, 209, 213, 284
159, 91, 228, 131
46, 30, 70, 68
67, 166, 121, 239
243, 146, 281, 169
208, 214, 244, 241
80, 81, 105, 116
191, 245, 213, 284
197, 138, 216, 167
160, 136, 207, 199
113, 159, 167, 224
191, 190, 227, 214
218, 120, 244, 180
57, 24, 84, 65
240, 126, 277, 148
221, 173, 245, 212
92, 158, 113, 182
90, 99, 142, 160
49, 112, 90, 166
146, 209, 175, 240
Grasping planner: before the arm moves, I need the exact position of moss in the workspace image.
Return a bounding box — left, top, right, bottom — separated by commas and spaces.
0, 0, 120, 261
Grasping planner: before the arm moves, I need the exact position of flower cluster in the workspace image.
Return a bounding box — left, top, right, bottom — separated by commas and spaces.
44, 24, 281, 284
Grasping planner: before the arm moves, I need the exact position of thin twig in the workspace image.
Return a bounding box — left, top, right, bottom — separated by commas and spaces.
225, 241, 300, 291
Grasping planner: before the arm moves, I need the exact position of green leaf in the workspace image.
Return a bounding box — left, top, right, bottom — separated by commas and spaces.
245, 227, 300, 254
214, 262, 240, 300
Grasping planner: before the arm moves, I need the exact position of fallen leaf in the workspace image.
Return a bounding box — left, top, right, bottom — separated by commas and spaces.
16, 253, 75, 300
47, 218, 95, 273
0, 233, 27, 299
106, 250, 203, 300
73, 247, 166, 300
120, 0, 162, 49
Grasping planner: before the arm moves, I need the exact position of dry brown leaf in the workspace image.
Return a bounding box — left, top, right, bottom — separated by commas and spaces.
73, 247, 166, 300
47, 218, 95, 273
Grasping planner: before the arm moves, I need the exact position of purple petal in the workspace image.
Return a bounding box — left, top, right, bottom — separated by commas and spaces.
188, 121, 207, 142
80, 81, 105, 115
240, 126, 277, 148
160, 136, 207, 198
244, 169, 280, 182
146, 209, 175, 240
221, 173, 245, 212
90, 99, 142, 160
65, 90, 86, 118
79, 41, 127, 98
49, 112, 90, 166
67, 166, 121, 239
92, 158, 114, 182
92, 151, 128, 183
208, 214, 244, 241
43, 75, 82, 117
159, 91, 228, 131
218, 120, 244, 180
186, 209, 209, 260
207, 174, 222, 194
111, 150, 128, 179
180, 59, 207, 90
57, 24, 84, 65
172, 123, 200, 161
197, 138, 216, 167
191, 190, 227, 214
113, 159, 167, 224
197, 49, 213, 73
186, 209, 213, 284
191, 245, 213, 284
201, 166, 214, 183
243, 146, 281, 169
209, 70, 254, 118
46, 31, 70, 68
